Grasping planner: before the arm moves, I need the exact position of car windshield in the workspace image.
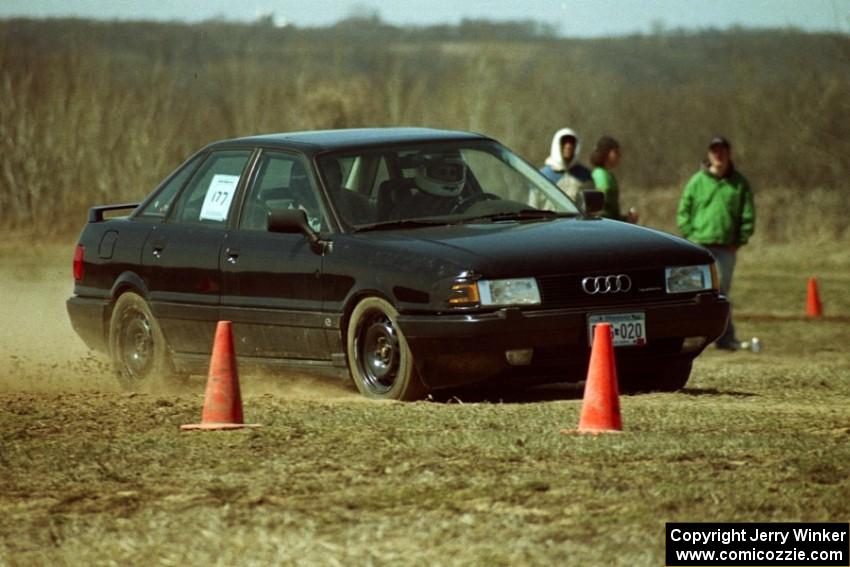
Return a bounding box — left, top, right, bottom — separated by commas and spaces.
316, 140, 580, 230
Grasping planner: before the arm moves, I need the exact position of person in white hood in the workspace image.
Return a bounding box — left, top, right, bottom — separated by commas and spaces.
540, 127, 594, 201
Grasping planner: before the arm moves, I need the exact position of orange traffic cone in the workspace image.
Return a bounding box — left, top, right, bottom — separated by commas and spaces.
561, 323, 622, 434
806, 277, 823, 318
181, 321, 261, 431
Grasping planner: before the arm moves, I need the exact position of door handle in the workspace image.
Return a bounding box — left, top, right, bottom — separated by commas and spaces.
226, 248, 240, 265
152, 239, 166, 258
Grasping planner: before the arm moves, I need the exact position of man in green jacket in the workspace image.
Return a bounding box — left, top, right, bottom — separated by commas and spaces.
677, 136, 755, 351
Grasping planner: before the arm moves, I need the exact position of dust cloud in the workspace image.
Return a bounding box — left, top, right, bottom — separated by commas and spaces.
0, 245, 112, 392
0, 244, 357, 400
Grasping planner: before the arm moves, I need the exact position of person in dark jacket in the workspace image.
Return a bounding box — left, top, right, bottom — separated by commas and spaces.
677, 136, 755, 351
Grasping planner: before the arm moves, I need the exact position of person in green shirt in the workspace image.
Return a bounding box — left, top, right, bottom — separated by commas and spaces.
677, 136, 755, 351
590, 136, 638, 223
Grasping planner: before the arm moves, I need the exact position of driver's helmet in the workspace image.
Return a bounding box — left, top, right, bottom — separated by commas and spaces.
414, 153, 466, 198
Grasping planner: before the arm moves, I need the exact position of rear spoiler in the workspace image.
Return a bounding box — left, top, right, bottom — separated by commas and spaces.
87, 203, 140, 223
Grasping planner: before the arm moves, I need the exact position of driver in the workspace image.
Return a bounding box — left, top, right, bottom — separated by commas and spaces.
391, 153, 467, 219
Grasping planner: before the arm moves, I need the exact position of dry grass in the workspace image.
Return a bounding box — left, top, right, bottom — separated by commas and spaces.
1, 21, 849, 564
1, 21, 849, 238
0, 243, 848, 566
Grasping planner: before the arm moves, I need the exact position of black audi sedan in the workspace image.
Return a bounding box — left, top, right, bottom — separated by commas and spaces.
67, 128, 729, 400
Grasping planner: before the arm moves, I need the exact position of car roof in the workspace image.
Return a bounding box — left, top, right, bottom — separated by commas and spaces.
209, 127, 493, 154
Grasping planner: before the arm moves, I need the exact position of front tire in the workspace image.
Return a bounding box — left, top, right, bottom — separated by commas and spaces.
346, 297, 428, 401
108, 292, 175, 390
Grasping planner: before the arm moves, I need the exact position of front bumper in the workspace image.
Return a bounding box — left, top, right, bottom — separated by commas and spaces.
397, 292, 729, 389
66, 296, 110, 353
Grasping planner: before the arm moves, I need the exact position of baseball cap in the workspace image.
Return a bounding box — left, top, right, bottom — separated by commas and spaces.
708, 136, 731, 149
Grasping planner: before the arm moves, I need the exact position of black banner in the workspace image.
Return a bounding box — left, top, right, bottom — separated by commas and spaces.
666, 523, 849, 566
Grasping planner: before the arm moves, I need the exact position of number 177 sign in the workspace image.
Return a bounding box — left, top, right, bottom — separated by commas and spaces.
199, 174, 240, 222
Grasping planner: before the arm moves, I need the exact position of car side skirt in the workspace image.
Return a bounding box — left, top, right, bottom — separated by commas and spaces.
171, 352, 349, 380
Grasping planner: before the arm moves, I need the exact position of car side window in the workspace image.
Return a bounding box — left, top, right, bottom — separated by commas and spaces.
170, 150, 252, 226
240, 152, 323, 232
136, 153, 204, 219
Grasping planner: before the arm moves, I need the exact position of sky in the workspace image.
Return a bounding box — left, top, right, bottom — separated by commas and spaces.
0, 0, 847, 37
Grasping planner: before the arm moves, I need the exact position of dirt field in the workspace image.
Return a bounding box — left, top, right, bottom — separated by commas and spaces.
1, 242, 849, 566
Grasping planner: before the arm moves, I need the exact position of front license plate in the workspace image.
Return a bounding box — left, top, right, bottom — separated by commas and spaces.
587, 312, 647, 347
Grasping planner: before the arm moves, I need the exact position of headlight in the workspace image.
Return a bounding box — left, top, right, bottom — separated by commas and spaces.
479, 278, 541, 306
448, 278, 541, 307
665, 265, 714, 293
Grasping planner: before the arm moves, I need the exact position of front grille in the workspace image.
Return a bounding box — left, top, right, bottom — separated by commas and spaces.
537, 269, 668, 309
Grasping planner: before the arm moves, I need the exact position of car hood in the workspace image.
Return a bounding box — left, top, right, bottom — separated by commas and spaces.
358, 218, 713, 277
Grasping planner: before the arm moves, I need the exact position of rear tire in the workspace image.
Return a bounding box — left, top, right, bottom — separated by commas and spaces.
346, 297, 428, 401
108, 292, 178, 390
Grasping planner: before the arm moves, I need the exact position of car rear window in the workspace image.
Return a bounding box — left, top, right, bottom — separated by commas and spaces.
136, 153, 204, 219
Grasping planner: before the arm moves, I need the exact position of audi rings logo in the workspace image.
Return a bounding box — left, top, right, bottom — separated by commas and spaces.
581, 274, 632, 294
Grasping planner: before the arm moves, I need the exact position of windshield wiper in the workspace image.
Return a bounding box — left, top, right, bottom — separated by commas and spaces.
353, 218, 454, 232
459, 209, 576, 223
354, 210, 577, 232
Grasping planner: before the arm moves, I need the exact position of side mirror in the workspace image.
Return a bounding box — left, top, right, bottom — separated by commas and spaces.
580, 189, 605, 216
267, 208, 320, 245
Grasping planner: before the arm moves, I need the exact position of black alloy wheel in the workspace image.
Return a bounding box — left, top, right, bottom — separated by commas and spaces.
108, 292, 175, 390
117, 309, 154, 379
346, 297, 427, 401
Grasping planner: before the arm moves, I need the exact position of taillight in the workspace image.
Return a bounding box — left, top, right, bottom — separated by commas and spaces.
73, 244, 85, 281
